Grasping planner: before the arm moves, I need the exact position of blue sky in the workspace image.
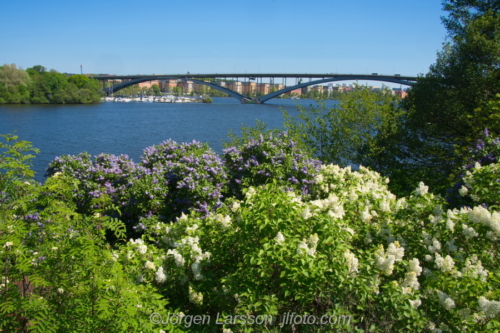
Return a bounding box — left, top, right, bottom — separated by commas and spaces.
1, 0, 447, 80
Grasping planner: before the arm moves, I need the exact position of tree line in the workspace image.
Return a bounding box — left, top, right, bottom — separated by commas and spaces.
0, 65, 103, 104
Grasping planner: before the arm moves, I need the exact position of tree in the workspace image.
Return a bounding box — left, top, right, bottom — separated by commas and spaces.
172, 86, 181, 96
283, 85, 404, 170
151, 84, 161, 96
442, 0, 500, 37
402, 7, 500, 192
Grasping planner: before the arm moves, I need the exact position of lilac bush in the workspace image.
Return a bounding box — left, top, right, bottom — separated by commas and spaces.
447, 128, 500, 208
140, 139, 228, 219
46, 152, 141, 210
223, 132, 322, 198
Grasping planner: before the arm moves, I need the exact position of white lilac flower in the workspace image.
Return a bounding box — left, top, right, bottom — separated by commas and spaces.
434, 254, 455, 273
380, 200, 391, 212
155, 267, 167, 283
145, 261, 156, 270
430, 214, 442, 224
51, 247, 58, 251
328, 204, 345, 219
297, 240, 309, 255
409, 299, 422, 308
275, 232, 285, 244
310, 199, 324, 210
3, 242, 13, 248
408, 258, 422, 276
130, 238, 143, 245
360, 208, 372, 222
462, 224, 479, 238
437, 291, 456, 310
386, 242, 404, 261
401, 271, 420, 290
377, 255, 396, 275
301, 206, 313, 220
215, 214, 231, 228
469, 206, 500, 236
446, 219, 455, 231
57, 287, 64, 294
186, 224, 198, 233
462, 257, 488, 282
428, 239, 442, 253
341, 227, 355, 236
192, 263, 203, 280
486, 231, 498, 241
415, 182, 429, 196
308, 234, 319, 248
137, 244, 148, 254
167, 249, 185, 267
458, 186, 469, 197
188, 286, 203, 305
245, 187, 256, 200
314, 174, 324, 184
230, 201, 240, 212
343, 250, 359, 273
478, 296, 500, 318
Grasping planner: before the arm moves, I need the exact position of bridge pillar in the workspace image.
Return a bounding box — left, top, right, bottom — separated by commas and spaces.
241, 97, 261, 104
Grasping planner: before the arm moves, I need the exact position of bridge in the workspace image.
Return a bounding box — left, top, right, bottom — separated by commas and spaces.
92, 73, 417, 104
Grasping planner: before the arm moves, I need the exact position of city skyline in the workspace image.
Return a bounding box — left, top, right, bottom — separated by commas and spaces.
2, 0, 447, 87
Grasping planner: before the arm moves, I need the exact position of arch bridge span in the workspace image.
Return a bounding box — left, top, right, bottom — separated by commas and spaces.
94, 73, 417, 104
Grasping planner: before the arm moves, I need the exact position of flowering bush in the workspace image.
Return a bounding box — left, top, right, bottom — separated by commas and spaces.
223, 132, 322, 198
133, 163, 500, 332
45, 152, 141, 213
141, 139, 228, 219
447, 129, 500, 208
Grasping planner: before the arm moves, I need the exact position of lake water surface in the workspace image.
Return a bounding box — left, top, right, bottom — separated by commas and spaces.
0, 98, 338, 182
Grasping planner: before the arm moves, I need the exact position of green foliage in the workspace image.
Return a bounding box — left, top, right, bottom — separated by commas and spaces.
401, 9, 500, 194
201, 96, 212, 103
0, 134, 40, 186
283, 85, 403, 167
0, 64, 103, 104
224, 119, 283, 149
441, 0, 500, 38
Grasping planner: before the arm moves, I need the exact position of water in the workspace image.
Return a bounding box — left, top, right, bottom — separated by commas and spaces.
0, 97, 338, 182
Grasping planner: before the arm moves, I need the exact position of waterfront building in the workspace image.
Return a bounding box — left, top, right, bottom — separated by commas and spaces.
393, 89, 408, 98
258, 83, 270, 95
138, 80, 160, 89
242, 82, 258, 95
226, 81, 243, 94
177, 80, 194, 94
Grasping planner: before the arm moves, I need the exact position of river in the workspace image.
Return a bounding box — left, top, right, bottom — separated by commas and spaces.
0, 97, 338, 183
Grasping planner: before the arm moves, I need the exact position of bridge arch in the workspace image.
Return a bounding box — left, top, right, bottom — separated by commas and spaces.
104, 77, 247, 101
102, 75, 415, 104
258, 76, 414, 103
